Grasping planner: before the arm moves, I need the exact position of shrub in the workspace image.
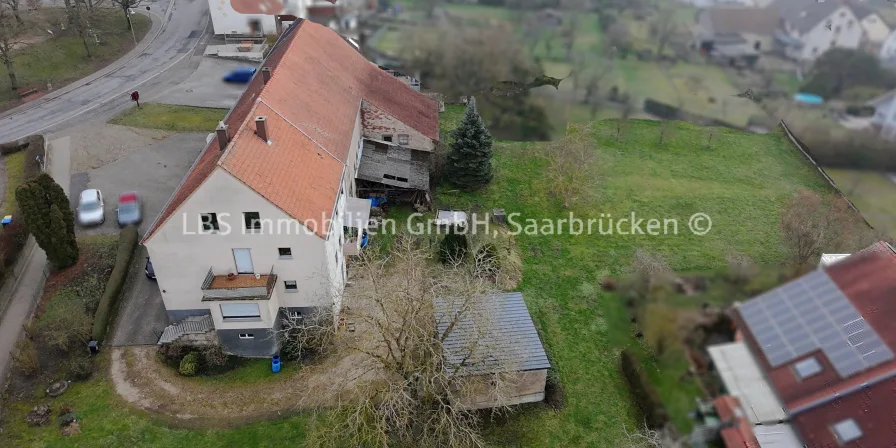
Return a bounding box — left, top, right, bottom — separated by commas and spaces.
201, 345, 229, 368
158, 342, 188, 367
620, 349, 669, 429
38, 299, 91, 352
65, 356, 94, 381
0, 220, 29, 269
92, 226, 138, 342
12, 338, 39, 376
439, 227, 468, 263
179, 352, 199, 377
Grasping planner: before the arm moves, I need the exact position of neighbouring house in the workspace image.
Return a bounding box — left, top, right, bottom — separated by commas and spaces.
707, 241, 896, 447
143, 19, 439, 357
866, 88, 896, 140
847, 0, 892, 53
434, 292, 551, 410
208, 0, 358, 37
878, 28, 896, 66
694, 7, 780, 67
773, 0, 863, 63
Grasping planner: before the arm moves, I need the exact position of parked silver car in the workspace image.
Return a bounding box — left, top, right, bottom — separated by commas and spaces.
116, 191, 142, 228
77, 189, 105, 226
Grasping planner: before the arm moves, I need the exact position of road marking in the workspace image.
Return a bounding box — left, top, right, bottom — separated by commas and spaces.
10, 12, 211, 141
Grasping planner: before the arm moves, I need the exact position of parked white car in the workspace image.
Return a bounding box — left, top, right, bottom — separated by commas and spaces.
77, 189, 105, 226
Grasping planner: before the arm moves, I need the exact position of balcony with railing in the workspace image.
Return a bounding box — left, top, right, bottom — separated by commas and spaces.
201, 266, 277, 301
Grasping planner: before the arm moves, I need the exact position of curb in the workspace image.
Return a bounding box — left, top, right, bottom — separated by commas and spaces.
0, 0, 175, 120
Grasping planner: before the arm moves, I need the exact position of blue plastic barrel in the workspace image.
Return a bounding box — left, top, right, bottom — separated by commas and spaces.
272, 355, 281, 373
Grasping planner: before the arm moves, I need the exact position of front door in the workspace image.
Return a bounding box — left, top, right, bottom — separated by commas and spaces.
233, 248, 254, 274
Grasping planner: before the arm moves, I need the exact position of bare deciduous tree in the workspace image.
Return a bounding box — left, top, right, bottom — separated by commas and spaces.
725, 249, 758, 285
110, 0, 141, 29
0, 1, 26, 91
63, 0, 92, 58
542, 126, 598, 209
2, 0, 23, 24
780, 189, 858, 268
624, 249, 673, 300
303, 239, 521, 448
657, 120, 676, 146
648, 8, 678, 57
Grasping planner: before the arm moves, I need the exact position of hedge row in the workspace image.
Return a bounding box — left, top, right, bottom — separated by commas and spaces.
0, 134, 45, 282
620, 349, 670, 429
92, 226, 139, 342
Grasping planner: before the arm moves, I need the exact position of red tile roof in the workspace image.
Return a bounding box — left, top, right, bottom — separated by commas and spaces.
143, 20, 438, 242
732, 242, 896, 447
714, 396, 760, 448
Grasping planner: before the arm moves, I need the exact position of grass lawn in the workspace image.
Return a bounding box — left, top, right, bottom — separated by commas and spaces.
0, 9, 151, 109
826, 168, 896, 238
108, 103, 227, 133
0, 358, 311, 447
369, 26, 406, 56
2, 151, 26, 217
436, 118, 834, 444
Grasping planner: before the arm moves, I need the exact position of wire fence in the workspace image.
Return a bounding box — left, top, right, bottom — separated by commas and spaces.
779, 120, 874, 230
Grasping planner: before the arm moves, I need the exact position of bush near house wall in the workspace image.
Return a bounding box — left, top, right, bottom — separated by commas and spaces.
620, 349, 670, 430
91, 226, 138, 343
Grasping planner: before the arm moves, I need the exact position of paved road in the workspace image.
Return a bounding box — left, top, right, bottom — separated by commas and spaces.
0, 0, 211, 142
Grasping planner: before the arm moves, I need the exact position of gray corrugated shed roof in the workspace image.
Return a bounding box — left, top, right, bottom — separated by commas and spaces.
356, 140, 429, 190
434, 292, 550, 376
775, 0, 843, 34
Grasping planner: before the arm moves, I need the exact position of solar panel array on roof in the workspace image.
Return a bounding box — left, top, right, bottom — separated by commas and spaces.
738, 270, 894, 378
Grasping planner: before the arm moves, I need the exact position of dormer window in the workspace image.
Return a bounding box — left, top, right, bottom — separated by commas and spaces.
832, 419, 862, 443
793, 356, 822, 380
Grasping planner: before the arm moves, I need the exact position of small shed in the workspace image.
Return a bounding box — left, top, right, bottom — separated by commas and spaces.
434, 292, 550, 410
434, 210, 468, 227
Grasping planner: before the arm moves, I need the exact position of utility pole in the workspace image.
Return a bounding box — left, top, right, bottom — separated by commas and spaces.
126, 9, 136, 45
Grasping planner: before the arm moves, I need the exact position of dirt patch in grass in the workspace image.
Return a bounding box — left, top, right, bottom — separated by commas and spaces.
108, 103, 228, 133
109, 344, 377, 424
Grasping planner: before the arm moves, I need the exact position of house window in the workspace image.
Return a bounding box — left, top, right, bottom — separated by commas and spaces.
278, 247, 292, 258
284, 280, 298, 292
248, 19, 261, 34
200, 213, 219, 232
754, 41, 761, 51
287, 310, 302, 320
398, 134, 409, 145
220, 303, 261, 320
239, 333, 255, 339
832, 419, 862, 443
383, 174, 409, 183
243, 212, 261, 232
382, 134, 393, 143
793, 357, 823, 380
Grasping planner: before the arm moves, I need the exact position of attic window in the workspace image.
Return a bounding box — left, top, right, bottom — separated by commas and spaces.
383, 135, 393, 143
398, 134, 409, 145
832, 419, 862, 443
793, 357, 822, 380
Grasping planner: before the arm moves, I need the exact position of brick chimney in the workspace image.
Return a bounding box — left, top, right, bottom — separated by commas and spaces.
216, 122, 229, 151
261, 67, 272, 84
255, 116, 269, 142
